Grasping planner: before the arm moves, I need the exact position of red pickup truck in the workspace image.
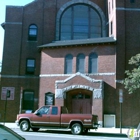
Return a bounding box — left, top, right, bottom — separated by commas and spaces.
15, 105, 98, 135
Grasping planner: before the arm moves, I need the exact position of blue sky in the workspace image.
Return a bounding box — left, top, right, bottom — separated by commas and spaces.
0, 0, 34, 62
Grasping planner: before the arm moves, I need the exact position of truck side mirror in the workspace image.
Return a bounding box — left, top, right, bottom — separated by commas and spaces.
34, 111, 40, 116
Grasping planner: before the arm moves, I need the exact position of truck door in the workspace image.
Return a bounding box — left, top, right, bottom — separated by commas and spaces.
49, 106, 61, 127
31, 106, 50, 126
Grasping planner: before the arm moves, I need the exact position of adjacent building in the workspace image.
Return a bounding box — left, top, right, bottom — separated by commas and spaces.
0, 0, 140, 127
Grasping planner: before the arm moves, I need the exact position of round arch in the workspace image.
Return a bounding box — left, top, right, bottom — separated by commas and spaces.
55, 0, 107, 40
63, 84, 94, 93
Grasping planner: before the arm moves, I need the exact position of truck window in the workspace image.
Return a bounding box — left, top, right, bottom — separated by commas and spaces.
38, 106, 50, 115
51, 107, 58, 115
61, 106, 68, 114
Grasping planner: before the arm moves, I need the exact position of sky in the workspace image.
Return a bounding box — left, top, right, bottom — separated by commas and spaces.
0, 0, 34, 62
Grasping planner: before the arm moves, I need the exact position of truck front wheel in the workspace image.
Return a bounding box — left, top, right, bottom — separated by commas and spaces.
71, 123, 83, 135
20, 120, 30, 132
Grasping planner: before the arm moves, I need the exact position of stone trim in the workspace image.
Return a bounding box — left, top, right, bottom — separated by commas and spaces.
55, 72, 103, 88
40, 72, 115, 78
55, 85, 103, 99
55, 72, 104, 99
56, 72, 102, 84
1, 75, 39, 79
93, 89, 103, 99
115, 80, 124, 84
117, 7, 140, 11
56, 0, 107, 40
4, 22, 22, 25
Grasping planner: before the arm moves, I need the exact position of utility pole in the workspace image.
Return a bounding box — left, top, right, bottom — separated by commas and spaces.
119, 89, 123, 134
4, 90, 11, 125
19, 87, 23, 114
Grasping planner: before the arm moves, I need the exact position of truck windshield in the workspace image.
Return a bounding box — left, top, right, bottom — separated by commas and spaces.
38, 106, 50, 115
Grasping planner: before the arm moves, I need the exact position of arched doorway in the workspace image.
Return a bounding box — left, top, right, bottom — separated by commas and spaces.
66, 89, 92, 114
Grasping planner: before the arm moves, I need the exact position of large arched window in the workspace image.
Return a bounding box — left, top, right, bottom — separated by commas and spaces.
88, 52, 98, 73
60, 4, 101, 40
76, 53, 85, 73
65, 54, 73, 74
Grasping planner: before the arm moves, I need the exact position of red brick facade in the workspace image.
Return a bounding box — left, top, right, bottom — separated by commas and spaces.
0, 0, 140, 128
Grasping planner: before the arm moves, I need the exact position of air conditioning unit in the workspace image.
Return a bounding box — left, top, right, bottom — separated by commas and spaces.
104, 114, 116, 128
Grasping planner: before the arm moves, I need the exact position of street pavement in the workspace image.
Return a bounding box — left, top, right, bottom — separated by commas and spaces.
0, 122, 129, 136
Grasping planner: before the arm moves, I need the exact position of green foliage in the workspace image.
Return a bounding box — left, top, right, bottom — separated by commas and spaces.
123, 54, 140, 94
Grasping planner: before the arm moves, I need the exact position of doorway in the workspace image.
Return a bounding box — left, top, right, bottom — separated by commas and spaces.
66, 89, 92, 114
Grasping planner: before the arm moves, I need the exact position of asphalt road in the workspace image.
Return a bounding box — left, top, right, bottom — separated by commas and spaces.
13, 129, 128, 140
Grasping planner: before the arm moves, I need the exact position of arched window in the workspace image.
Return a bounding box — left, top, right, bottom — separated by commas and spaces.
65, 54, 73, 74
60, 4, 101, 40
28, 24, 37, 41
88, 53, 98, 73
76, 53, 85, 73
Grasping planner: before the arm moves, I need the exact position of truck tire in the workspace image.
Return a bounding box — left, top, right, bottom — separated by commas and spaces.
71, 123, 83, 135
20, 120, 30, 132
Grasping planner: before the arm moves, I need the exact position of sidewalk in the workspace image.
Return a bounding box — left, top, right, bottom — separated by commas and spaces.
0, 122, 129, 135
91, 127, 128, 134
0, 122, 18, 129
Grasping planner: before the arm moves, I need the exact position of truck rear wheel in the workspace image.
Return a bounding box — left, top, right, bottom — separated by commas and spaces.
20, 120, 30, 132
71, 123, 83, 135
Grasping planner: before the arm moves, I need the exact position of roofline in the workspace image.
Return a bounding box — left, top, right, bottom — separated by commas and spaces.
38, 37, 116, 48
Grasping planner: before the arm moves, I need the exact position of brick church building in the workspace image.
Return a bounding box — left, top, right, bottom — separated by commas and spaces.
0, 0, 140, 127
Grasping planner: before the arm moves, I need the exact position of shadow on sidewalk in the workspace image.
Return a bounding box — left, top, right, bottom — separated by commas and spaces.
88, 132, 127, 137
38, 129, 127, 138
